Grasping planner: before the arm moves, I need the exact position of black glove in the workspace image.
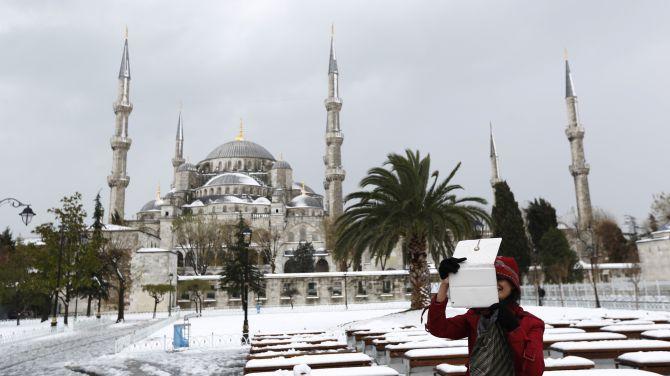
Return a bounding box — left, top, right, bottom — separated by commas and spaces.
438, 257, 467, 279
491, 300, 519, 331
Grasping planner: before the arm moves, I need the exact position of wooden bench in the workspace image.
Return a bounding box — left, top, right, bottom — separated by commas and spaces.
254, 330, 325, 338
248, 348, 357, 360
616, 351, 670, 374
243, 353, 373, 374
372, 335, 437, 363
249, 342, 348, 354
432, 356, 594, 375
641, 329, 670, 341
252, 337, 339, 348
548, 339, 670, 367
402, 347, 469, 376
569, 320, 618, 333
544, 370, 664, 375
601, 324, 670, 340
245, 365, 399, 376
385, 339, 468, 369
543, 332, 627, 350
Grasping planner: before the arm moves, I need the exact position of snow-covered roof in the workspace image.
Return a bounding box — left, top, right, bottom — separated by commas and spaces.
177, 275, 220, 281
136, 248, 171, 254
103, 223, 135, 231
204, 172, 261, 187
20, 237, 45, 246
577, 260, 635, 270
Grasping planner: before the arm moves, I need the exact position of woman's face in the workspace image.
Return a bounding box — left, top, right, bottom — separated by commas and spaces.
497, 278, 513, 300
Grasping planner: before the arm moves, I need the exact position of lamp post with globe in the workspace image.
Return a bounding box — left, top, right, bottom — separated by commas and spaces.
0, 198, 36, 226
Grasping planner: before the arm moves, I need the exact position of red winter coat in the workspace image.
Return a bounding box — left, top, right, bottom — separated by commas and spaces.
425, 296, 545, 376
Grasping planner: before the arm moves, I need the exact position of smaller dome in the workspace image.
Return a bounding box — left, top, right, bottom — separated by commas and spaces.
272, 160, 292, 170
292, 182, 315, 194
177, 163, 197, 172
288, 194, 322, 209
204, 173, 261, 187
140, 198, 163, 212
253, 197, 271, 205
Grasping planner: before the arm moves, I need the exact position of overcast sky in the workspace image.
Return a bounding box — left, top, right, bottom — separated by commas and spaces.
1, 0, 668, 238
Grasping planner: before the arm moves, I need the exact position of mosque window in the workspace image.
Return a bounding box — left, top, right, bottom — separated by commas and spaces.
288, 232, 295, 242
307, 282, 318, 297
217, 188, 221, 195
299, 227, 307, 242
357, 281, 367, 296
382, 280, 392, 294
330, 282, 342, 296
275, 209, 279, 214
227, 161, 231, 170
237, 160, 242, 169
217, 161, 222, 171
222, 206, 227, 212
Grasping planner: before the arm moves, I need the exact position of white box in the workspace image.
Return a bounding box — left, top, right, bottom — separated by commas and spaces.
447, 238, 502, 309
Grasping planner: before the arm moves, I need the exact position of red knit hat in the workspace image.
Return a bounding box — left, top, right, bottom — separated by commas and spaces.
495, 256, 520, 290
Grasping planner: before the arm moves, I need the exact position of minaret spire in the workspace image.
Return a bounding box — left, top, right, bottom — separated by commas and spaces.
171, 105, 186, 188
489, 122, 502, 188
107, 28, 134, 222
564, 52, 593, 234
323, 25, 345, 219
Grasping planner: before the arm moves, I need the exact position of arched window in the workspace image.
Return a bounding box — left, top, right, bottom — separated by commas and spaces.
299, 227, 307, 242
217, 161, 222, 171
217, 188, 221, 195
288, 232, 295, 242
315, 259, 329, 272
177, 252, 184, 267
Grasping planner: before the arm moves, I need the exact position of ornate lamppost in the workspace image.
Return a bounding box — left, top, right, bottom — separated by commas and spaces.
168, 273, 174, 317
241, 225, 252, 344
0, 198, 36, 226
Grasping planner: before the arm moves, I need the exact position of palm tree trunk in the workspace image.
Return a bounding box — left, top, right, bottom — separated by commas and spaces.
408, 235, 430, 310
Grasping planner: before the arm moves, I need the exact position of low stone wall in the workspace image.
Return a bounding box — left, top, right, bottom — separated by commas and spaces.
175, 270, 439, 310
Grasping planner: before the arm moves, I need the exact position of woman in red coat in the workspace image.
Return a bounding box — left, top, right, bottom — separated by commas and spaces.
425, 256, 545, 376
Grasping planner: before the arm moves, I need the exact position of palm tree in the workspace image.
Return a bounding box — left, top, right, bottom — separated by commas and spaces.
334, 150, 490, 309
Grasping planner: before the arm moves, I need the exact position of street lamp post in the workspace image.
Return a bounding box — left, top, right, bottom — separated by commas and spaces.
168, 273, 174, 317
51, 225, 65, 328
0, 198, 36, 226
241, 225, 252, 344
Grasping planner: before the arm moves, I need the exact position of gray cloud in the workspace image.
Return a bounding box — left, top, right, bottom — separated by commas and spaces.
1, 0, 668, 237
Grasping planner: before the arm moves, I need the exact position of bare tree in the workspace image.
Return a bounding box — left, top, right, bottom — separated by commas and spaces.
254, 227, 283, 274
172, 214, 230, 275
101, 236, 133, 323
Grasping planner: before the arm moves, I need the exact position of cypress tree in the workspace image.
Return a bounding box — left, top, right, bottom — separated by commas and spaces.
492, 181, 531, 275
525, 198, 558, 252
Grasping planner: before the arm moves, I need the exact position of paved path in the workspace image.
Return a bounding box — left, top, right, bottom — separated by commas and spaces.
0, 320, 154, 376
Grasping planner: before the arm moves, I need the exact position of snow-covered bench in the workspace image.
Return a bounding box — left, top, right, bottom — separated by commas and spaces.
432, 356, 594, 375
254, 330, 325, 339
569, 320, 618, 333
546, 328, 586, 335
252, 337, 340, 348
641, 329, 670, 341
546, 320, 579, 329
385, 339, 468, 369
543, 332, 627, 350
548, 339, 670, 367
401, 347, 469, 376
243, 353, 374, 374
543, 369, 663, 375
249, 341, 349, 354
601, 324, 670, 339
248, 348, 357, 360
371, 334, 438, 364
244, 365, 400, 376
616, 351, 670, 374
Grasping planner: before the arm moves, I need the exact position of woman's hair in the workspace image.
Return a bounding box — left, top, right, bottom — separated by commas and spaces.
509, 288, 520, 303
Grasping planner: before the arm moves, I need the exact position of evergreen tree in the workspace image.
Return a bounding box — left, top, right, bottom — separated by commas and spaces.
595, 219, 638, 263
525, 198, 558, 252
491, 181, 531, 275
292, 242, 316, 273
539, 228, 580, 284
0, 227, 15, 264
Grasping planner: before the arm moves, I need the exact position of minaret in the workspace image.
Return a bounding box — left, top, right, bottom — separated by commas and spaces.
564, 51, 593, 232
323, 25, 345, 218
489, 122, 502, 188
171, 108, 185, 188
107, 27, 133, 223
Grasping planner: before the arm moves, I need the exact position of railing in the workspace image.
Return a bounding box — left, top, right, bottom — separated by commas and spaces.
0, 316, 111, 345
521, 280, 670, 310
113, 311, 182, 353
124, 332, 250, 353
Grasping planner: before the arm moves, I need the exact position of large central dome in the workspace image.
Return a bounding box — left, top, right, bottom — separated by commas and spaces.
204, 140, 275, 161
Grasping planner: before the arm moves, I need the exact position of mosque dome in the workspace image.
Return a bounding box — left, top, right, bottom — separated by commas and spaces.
288, 194, 322, 208
140, 198, 163, 212
204, 140, 275, 161
292, 182, 315, 194
272, 160, 292, 170
204, 172, 261, 187
177, 162, 197, 172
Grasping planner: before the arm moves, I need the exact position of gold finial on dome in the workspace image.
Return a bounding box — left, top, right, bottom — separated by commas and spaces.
235, 118, 245, 141
155, 184, 161, 201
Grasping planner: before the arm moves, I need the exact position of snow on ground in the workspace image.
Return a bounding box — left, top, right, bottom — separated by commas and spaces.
4, 302, 670, 375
